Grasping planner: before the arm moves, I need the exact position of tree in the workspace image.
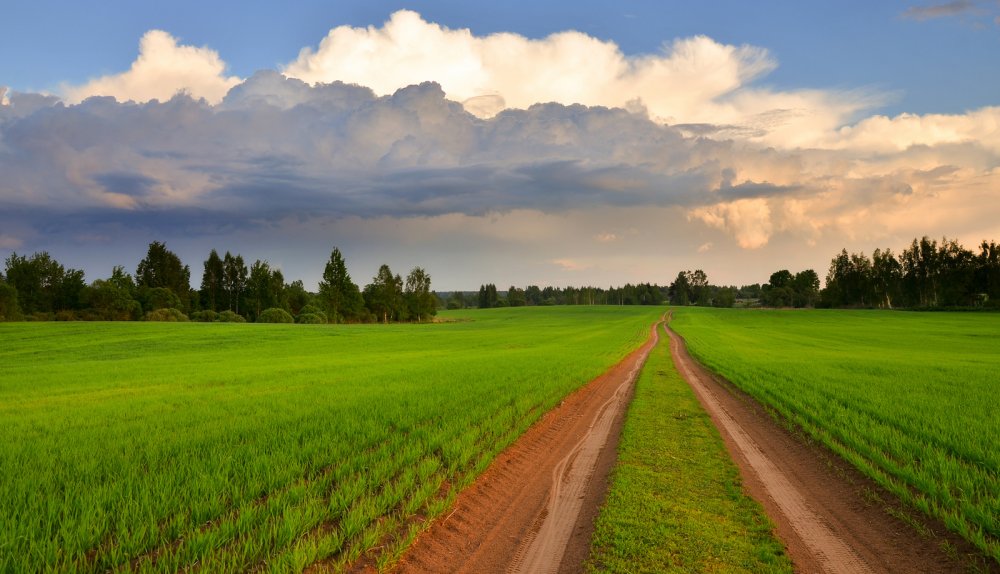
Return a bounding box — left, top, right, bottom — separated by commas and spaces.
222, 251, 247, 315
871, 249, 901, 309
318, 248, 364, 322
0, 279, 22, 321
86, 268, 140, 320
525, 285, 542, 306
245, 260, 286, 322
937, 238, 975, 306
978, 240, 1000, 303
285, 280, 311, 316
405, 267, 436, 321
364, 264, 404, 323
713, 287, 736, 308
200, 249, 225, 312
506, 285, 527, 307
478, 284, 498, 308
4, 251, 80, 315
668, 271, 690, 305
900, 237, 939, 307
687, 270, 710, 305
136, 242, 191, 311
792, 270, 820, 308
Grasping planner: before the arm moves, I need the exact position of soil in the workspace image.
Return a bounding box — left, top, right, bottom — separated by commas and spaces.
666, 322, 994, 574
388, 317, 993, 574
390, 320, 663, 574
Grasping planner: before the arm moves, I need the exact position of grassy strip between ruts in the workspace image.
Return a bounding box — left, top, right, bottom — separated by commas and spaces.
586, 324, 791, 574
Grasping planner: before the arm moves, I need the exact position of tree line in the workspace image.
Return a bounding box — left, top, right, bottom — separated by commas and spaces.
463, 282, 668, 309
663, 236, 1000, 310
820, 237, 1000, 309
0, 242, 437, 323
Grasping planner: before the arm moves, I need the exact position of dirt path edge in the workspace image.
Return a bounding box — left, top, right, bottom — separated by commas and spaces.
390, 320, 662, 574
666, 321, 994, 574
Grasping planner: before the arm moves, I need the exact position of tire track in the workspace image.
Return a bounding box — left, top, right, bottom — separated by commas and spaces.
392, 319, 662, 574
667, 320, 984, 574
509, 322, 659, 574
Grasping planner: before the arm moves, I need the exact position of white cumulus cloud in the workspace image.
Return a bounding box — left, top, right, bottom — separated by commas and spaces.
63, 30, 241, 104
282, 10, 874, 148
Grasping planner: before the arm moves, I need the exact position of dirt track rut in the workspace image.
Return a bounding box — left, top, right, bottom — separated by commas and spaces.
667, 322, 987, 574
392, 320, 661, 574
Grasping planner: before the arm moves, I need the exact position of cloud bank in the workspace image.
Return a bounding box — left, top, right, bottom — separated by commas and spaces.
1, 11, 998, 287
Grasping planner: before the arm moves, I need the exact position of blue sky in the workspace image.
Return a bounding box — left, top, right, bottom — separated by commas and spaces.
5, 1, 998, 115
1, 2, 999, 289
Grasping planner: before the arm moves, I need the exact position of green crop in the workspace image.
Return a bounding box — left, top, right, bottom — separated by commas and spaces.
670, 307, 1000, 564
0, 306, 660, 573
587, 324, 791, 573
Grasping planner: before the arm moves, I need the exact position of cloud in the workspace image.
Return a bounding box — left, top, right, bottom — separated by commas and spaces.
697, 242, 713, 253
3, 72, 999, 263
552, 258, 590, 271
282, 10, 877, 148
63, 30, 241, 104
0, 234, 22, 249
824, 107, 1000, 154
902, 1, 977, 20
690, 198, 774, 249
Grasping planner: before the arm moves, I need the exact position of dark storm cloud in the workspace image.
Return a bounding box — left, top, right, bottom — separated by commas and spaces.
0, 71, 740, 240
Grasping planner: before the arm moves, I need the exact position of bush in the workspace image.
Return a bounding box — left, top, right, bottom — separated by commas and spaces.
139, 287, 182, 313
190, 310, 219, 322
257, 308, 294, 323
298, 304, 324, 316
217, 310, 246, 323
296, 312, 326, 324
144, 308, 189, 322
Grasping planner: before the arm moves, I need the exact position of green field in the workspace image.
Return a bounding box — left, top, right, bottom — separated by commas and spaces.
0, 306, 660, 573
587, 324, 791, 573
670, 307, 1000, 563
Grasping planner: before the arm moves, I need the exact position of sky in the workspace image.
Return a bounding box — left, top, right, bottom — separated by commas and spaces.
1, 1, 999, 290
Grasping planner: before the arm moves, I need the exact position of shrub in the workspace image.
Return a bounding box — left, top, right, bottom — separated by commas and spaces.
190, 310, 219, 322
54, 310, 79, 321
217, 310, 246, 323
257, 308, 294, 324
144, 308, 189, 322
139, 287, 182, 313
296, 312, 326, 324
298, 304, 324, 316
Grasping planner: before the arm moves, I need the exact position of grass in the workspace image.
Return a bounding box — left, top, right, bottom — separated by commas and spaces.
670, 307, 1000, 564
587, 324, 791, 573
0, 305, 661, 573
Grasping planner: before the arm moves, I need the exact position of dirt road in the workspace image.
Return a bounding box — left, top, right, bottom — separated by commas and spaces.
392, 320, 662, 574
666, 322, 989, 574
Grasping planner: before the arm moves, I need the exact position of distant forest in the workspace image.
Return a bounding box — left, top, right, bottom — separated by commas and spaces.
0, 242, 436, 323
469, 236, 1000, 311
1, 236, 998, 322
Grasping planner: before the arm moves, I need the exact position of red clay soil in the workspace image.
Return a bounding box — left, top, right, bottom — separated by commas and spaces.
667, 323, 995, 574
391, 320, 663, 574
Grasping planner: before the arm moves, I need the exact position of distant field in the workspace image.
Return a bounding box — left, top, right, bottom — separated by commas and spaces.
670, 308, 1000, 562
0, 306, 659, 573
